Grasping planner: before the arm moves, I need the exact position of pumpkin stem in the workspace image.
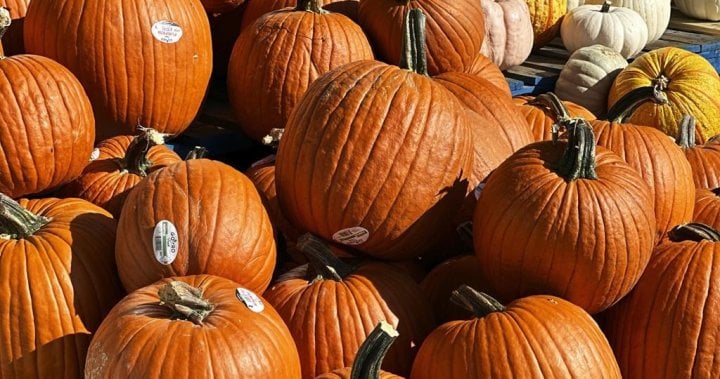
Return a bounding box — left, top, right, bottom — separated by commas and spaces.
556, 118, 598, 180
530, 92, 575, 143
399, 9, 428, 76
676, 115, 696, 148
0, 194, 50, 239
450, 285, 505, 318
668, 223, 720, 242
350, 321, 399, 379
653, 74, 669, 92
296, 0, 328, 13
158, 281, 214, 325
604, 86, 668, 123
0, 7, 10, 58
600, 1, 611, 12
185, 146, 208, 160
123, 127, 168, 176
297, 233, 355, 281
262, 128, 285, 148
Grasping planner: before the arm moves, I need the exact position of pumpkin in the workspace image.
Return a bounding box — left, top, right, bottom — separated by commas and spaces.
608, 47, 720, 143
463, 53, 513, 96
61, 128, 182, 218
358, 0, 486, 74
227, 0, 374, 142
603, 223, 720, 378
473, 118, 656, 314
675, 0, 720, 21
0, 9, 95, 199
85, 276, 302, 378
315, 321, 404, 379
554, 44, 628, 116
24, 0, 213, 140
525, 0, 567, 48
247, 160, 303, 242
411, 286, 621, 378
275, 10, 473, 260
586, 86, 696, 238
561, 1, 648, 58
264, 234, 435, 378
0, 195, 124, 378
693, 188, 720, 229
676, 115, 720, 189
115, 158, 277, 294
1, 1, 29, 54
479, 0, 534, 70
513, 92, 596, 142
584, 0, 670, 42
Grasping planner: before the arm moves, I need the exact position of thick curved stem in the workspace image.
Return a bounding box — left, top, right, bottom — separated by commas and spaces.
124, 127, 168, 176
158, 281, 214, 325
297, 233, 355, 281
668, 223, 720, 242
350, 321, 399, 379
557, 119, 598, 180
451, 285, 505, 318
676, 115, 696, 149
0, 194, 50, 239
399, 9, 428, 75
604, 86, 668, 123
529, 92, 575, 142
296, 0, 328, 13
185, 146, 208, 160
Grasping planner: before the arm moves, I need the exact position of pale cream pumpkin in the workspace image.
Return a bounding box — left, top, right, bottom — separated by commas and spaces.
584, 0, 670, 43
561, 1, 648, 58
675, 0, 720, 21
479, 0, 534, 70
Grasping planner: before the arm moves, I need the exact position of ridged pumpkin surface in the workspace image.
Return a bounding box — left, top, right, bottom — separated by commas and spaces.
513, 95, 596, 142
526, 0, 567, 48
247, 162, 303, 243
464, 53, 513, 97
683, 138, 720, 190
0, 54, 95, 199
0, 198, 123, 379
24, 0, 213, 140
85, 275, 302, 378
116, 159, 276, 294
693, 189, 720, 229
275, 60, 473, 260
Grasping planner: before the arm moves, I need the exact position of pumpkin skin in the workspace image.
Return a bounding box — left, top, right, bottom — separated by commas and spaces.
410, 289, 621, 378
24, 0, 213, 140
479, 0, 534, 70
561, 2, 648, 58
513, 94, 596, 142
584, 0, 670, 42
0, 53, 95, 199
246, 161, 303, 244
0, 197, 124, 379
85, 275, 302, 378
602, 224, 720, 378
677, 116, 720, 190
115, 159, 277, 294
526, 0, 567, 48
227, 2, 374, 141
554, 44, 628, 116
61, 133, 182, 218
694, 188, 720, 229
675, 0, 720, 21
464, 53, 512, 97
608, 47, 720, 143
420, 255, 490, 323
473, 122, 656, 314
358, 0, 486, 75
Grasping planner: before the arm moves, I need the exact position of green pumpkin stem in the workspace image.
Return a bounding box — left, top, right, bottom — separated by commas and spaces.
450, 285, 506, 318
399, 9, 428, 75
668, 223, 720, 242
185, 146, 208, 160
123, 127, 168, 176
604, 86, 668, 123
676, 115, 696, 148
158, 281, 214, 325
557, 119, 598, 180
600, 1, 612, 12
0, 194, 50, 239
350, 321, 399, 379
530, 92, 574, 143
0, 7, 10, 58
297, 233, 355, 281
296, 0, 328, 13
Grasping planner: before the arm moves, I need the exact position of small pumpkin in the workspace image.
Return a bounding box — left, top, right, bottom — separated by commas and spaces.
554, 44, 628, 116
85, 276, 302, 378
675, 0, 720, 21
676, 115, 720, 190
584, 0, 670, 42
513, 92, 596, 142
693, 188, 720, 229
464, 53, 513, 96
525, 0, 567, 48
411, 286, 621, 378
479, 0, 534, 70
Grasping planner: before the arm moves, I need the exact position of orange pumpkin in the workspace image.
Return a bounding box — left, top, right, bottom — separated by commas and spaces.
464, 54, 512, 97
694, 188, 720, 229
677, 115, 720, 189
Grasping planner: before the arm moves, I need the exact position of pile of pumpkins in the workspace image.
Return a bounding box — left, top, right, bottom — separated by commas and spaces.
1, 0, 720, 377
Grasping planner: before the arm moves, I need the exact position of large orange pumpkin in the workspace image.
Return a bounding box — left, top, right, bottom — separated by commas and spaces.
473, 119, 656, 314
603, 223, 720, 378
513, 92, 596, 142
24, 0, 213, 140
677, 115, 720, 189
0, 195, 123, 378
411, 286, 621, 378
115, 159, 276, 294
464, 53, 512, 97
693, 188, 720, 229
85, 275, 302, 378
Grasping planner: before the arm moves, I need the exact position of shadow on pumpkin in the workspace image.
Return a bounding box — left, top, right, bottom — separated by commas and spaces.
7, 333, 92, 378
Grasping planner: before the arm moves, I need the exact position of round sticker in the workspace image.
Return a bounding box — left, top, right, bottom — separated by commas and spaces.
236, 288, 264, 313
153, 220, 179, 265
332, 226, 369, 246
89, 148, 100, 161
151, 21, 183, 44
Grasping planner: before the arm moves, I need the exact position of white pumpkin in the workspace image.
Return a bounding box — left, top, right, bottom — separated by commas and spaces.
479, 0, 534, 70
554, 44, 628, 116
584, 0, 670, 42
561, 1, 648, 58
567, 0, 586, 10
675, 0, 720, 21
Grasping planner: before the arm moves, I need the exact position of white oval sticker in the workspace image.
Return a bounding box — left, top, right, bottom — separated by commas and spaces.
151, 21, 183, 44
89, 148, 100, 161
153, 220, 179, 265
236, 288, 264, 313
332, 226, 369, 245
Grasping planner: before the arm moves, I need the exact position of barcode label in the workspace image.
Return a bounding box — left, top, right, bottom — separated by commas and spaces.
332, 226, 369, 245
152, 220, 179, 265
236, 288, 264, 313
